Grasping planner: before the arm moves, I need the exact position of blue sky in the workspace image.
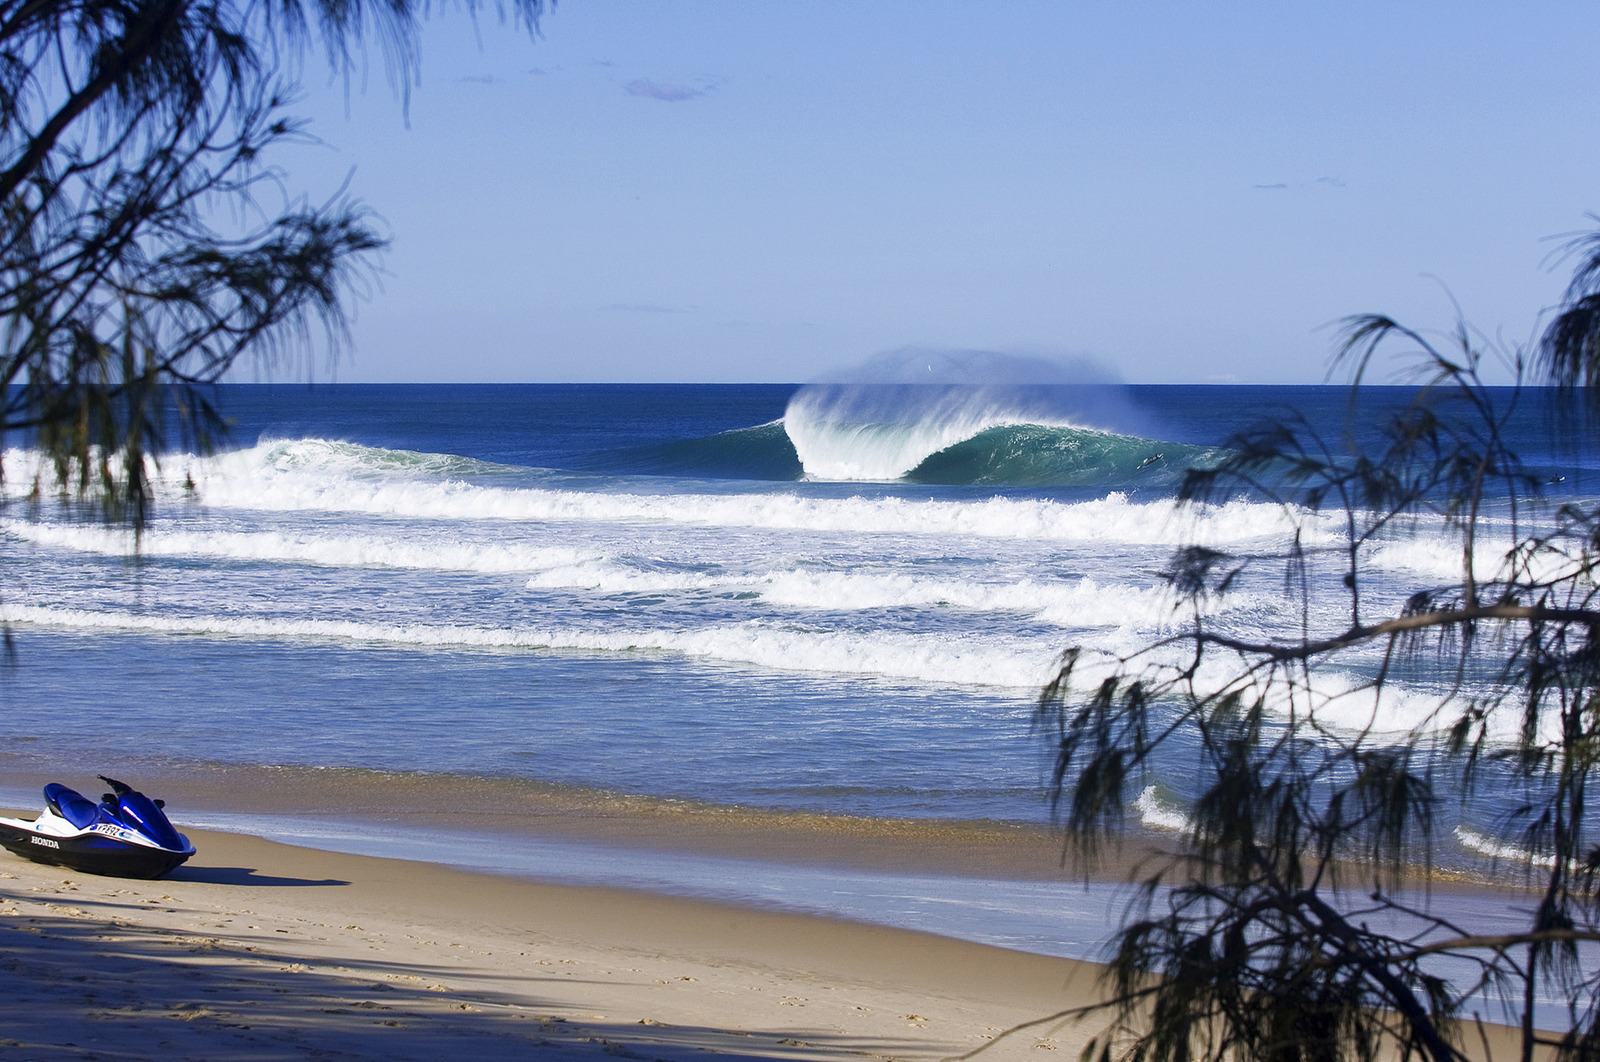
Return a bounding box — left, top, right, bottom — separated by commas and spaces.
271, 1, 1600, 384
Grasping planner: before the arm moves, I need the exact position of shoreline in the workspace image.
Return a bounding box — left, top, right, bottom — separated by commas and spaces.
0, 758, 1540, 889
0, 759, 1550, 970
0, 781, 1562, 1057
0, 823, 1104, 1061
0, 759, 1103, 883
0, 757, 1148, 964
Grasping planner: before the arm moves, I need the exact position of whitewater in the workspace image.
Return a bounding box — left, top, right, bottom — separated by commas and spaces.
0, 382, 1585, 847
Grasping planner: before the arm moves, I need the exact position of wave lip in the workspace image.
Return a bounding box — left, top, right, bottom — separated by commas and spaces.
905, 423, 1212, 487
781, 372, 1195, 486
784, 382, 1091, 481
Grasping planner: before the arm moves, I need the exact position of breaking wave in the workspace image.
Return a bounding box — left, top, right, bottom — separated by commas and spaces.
781, 379, 1207, 485
0, 603, 1062, 690
0, 440, 1308, 546
592, 413, 1211, 488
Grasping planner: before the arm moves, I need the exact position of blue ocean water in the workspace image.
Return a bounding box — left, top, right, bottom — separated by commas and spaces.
0, 381, 1589, 840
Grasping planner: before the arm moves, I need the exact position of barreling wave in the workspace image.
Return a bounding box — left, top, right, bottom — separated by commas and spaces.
580, 415, 1208, 488
904, 423, 1213, 487
781, 378, 1208, 486
0, 411, 1211, 494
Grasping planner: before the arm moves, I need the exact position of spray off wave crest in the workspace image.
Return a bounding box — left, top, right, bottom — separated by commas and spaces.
781, 349, 1207, 485
784, 386, 1080, 481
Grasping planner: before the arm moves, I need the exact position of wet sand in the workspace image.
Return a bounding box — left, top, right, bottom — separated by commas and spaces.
0, 761, 1549, 1061
0, 824, 1105, 1061
0, 760, 1144, 883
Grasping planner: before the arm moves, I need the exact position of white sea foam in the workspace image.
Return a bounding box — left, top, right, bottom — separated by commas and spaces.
522, 563, 1226, 630
1454, 826, 1559, 869
1367, 530, 1594, 589
785, 403, 1071, 481
1222, 653, 1567, 747
1047, 639, 1555, 749
1138, 802, 1566, 877
1231, 663, 1555, 745
755, 570, 1155, 621
0, 514, 1253, 632
0, 439, 1332, 547
213, 445, 1314, 546
0, 520, 603, 574
1135, 785, 1192, 832
0, 603, 1062, 689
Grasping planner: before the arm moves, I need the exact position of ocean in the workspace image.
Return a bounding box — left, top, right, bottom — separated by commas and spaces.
0, 380, 1587, 972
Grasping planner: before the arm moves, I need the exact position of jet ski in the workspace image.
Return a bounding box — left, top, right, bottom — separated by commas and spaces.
0, 776, 195, 879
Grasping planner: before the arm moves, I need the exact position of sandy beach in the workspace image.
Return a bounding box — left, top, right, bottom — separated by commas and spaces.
0, 823, 1107, 1062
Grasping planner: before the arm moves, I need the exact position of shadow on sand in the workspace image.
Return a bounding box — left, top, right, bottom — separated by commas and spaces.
168, 864, 351, 887
0, 905, 927, 1062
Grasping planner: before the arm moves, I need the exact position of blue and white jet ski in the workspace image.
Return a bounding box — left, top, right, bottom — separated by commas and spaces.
0, 776, 195, 879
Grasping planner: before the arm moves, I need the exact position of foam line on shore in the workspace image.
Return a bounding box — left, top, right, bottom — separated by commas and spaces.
0, 822, 1107, 1061
178, 808, 1584, 1033
0, 769, 1582, 1035
174, 806, 1130, 959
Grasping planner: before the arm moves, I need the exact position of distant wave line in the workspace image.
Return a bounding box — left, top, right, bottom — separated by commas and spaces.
168, 440, 1321, 546
0, 604, 1060, 689
1, 519, 1231, 627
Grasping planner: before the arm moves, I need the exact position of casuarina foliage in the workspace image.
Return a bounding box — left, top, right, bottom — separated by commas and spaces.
1040, 241, 1600, 1062
0, 0, 544, 520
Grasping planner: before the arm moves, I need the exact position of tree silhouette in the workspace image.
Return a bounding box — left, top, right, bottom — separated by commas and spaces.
1041, 252, 1600, 1062
0, 0, 544, 520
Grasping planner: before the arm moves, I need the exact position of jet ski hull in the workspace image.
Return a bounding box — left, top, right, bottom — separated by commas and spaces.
0, 777, 195, 879
0, 820, 194, 879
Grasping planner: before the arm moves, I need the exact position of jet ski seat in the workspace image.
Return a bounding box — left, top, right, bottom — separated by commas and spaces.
43, 783, 100, 830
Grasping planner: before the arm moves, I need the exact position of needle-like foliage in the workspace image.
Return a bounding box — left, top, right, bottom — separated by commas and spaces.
1040, 269, 1600, 1062
0, 0, 545, 522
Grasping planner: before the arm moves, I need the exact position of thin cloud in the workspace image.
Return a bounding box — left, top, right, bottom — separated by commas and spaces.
598, 302, 694, 315
625, 78, 707, 102
1253, 178, 1347, 191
